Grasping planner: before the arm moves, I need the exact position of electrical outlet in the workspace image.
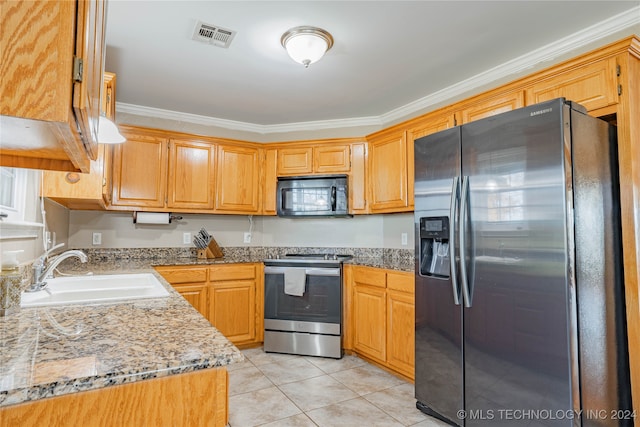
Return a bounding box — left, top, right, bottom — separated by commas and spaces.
92, 232, 102, 246
401, 232, 408, 246
183, 232, 192, 245
244, 232, 252, 243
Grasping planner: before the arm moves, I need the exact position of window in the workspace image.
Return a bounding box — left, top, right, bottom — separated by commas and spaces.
0, 167, 43, 239
0, 167, 27, 222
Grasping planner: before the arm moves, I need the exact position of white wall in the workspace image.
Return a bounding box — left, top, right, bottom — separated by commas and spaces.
68, 210, 415, 250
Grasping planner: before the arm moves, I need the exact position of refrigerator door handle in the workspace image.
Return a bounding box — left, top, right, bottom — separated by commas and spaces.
459, 176, 472, 308
449, 176, 461, 305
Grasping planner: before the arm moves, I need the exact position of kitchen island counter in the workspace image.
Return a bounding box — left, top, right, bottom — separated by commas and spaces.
0, 264, 243, 410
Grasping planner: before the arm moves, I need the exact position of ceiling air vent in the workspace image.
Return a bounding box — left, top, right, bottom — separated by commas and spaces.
192, 20, 236, 48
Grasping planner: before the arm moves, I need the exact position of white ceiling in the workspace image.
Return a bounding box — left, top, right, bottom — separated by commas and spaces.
105, 1, 639, 130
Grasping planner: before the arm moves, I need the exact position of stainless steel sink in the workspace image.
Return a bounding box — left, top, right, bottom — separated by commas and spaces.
21, 273, 170, 307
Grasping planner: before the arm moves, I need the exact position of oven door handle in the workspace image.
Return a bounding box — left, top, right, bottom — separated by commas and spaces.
264, 266, 341, 276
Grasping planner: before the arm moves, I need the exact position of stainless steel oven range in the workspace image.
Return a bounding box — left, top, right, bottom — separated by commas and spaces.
263, 253, 352, 359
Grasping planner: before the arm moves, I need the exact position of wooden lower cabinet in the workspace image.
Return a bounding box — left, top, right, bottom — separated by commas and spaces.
209, 264, 259, 345
174, 283, 209, 319
386, 289, 415, 378
346, 265, 415, 380
353, 284, 387, 363
155, 263, 263, 346
0, 368, 229, 427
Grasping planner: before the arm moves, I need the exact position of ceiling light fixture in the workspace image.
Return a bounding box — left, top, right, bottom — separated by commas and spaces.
98, 115, 126, 144
281, 26, 334, 68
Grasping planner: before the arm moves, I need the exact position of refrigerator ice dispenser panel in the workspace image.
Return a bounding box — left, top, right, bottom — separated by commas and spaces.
419, 216, 450, 278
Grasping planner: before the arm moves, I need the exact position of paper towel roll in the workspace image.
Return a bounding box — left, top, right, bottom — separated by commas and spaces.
134, 212, 171, 224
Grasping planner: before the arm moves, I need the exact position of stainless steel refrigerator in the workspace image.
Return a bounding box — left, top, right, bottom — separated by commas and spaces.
414, 98, 631, 426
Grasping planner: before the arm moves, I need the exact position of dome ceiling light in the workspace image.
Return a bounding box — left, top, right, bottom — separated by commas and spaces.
281, 26, 334, 68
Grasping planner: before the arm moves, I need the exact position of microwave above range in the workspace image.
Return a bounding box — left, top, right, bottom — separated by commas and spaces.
276, 175, 351, 218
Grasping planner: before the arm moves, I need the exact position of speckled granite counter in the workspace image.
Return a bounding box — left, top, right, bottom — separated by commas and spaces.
0, 266, 243, 408
0, 246, 415, 408
71, 246, 415, 272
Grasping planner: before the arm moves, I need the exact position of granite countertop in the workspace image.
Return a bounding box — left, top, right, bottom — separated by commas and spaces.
0, 266, 244, 408
0, 247, 414, 408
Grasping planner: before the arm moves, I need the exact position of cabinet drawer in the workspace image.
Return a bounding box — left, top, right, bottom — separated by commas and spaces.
387, 272, 414, 294
156, 267, 207, 284
210, 264, 257, 281
353, 266, 387, 288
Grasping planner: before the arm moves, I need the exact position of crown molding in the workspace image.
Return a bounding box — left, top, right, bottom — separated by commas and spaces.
116, 103, 383, 134
380, 5, 640, 125
117, 6, 639, 133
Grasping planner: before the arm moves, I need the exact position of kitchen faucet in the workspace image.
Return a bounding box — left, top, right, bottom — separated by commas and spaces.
27, 248, 88, 292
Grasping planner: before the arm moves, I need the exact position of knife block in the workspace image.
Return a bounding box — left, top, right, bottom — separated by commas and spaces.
196, 238, 224, 259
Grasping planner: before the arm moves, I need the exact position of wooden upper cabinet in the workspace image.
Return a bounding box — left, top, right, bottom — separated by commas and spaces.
215, 144, 261, 214
262, 148, 278, 215
111, 131, 168, 208
276, 143, 351, 176
349, 143, 367, 214
42, 72, 117, 210
525, 57, 619, 111
460, 91, 525, 124
314, 144, 351, 173
72, 0, 106, 161
168, 140, 216, 210
367, 130, 410, 213
277, 147, 313, 175
1, 0, 106, 172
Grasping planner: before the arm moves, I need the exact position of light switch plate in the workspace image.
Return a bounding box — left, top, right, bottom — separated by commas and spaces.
401, 232, 408, 246
183, 232, 191, 245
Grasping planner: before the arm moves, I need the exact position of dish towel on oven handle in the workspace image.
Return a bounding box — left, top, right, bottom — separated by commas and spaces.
284, 268, 306, 296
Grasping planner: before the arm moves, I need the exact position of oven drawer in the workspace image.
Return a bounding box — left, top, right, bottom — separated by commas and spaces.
265, 318, 340, 335
264, 330, 342, 359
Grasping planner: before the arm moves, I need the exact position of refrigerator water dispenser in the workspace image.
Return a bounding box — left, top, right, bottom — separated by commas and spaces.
419, 216, 450, 278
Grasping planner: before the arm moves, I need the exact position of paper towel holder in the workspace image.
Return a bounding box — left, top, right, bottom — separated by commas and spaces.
132, 212, 183, 224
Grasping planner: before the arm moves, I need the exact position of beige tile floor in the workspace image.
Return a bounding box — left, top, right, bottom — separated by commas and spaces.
227, 347, 451, 427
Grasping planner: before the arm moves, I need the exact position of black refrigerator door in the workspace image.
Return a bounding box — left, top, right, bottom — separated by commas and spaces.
414, 127, 464, 426
460, 98, 574, 426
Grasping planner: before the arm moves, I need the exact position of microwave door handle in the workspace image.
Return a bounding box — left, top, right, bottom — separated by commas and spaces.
331, 186, 337, 211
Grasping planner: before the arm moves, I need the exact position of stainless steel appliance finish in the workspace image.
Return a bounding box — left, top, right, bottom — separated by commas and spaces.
414, 98, 631, 426
264, 254, 351, 359
276, 175, 350, 217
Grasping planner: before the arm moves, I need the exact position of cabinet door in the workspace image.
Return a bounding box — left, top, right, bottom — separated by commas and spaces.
42, 73, 116, 210
314, 144, 350, 173
526, 58, 618, 111
460, 91, 525, 124
209, 280, 256, 344
262, 148, 278, 215
367, 130, 410, 212
386, 289, 415, 379
111, 132, 168, 208
73, 0, 107, 160
215, 145, 260, 213
173, 283, 209, 320
155, 267, 209, 319
277, 147, 313, 175
167, 140, 216, 210
353, 285, 387, 363
349, 143, 367, 214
